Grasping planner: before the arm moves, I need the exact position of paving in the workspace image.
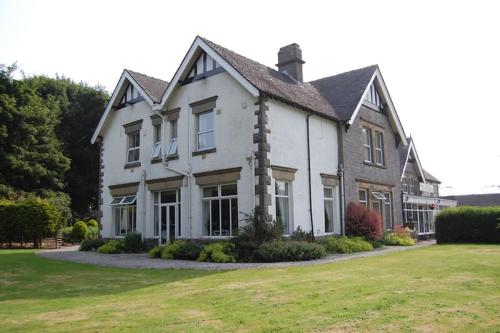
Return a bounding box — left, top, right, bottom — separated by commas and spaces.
36, 240, 435, 271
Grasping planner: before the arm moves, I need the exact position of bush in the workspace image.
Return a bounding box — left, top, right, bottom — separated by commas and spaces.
79, 238, 105, 251
320, 236, 373, 253
71, 221, 88, 242
197, 242, 236, 263
382, 232, 415, 246
435, 206, 500, 243
256, 240, 327, 262
290, 226, 313, 242
97, 240, 123, 254
61, 226, 74, 243
0, 198, 64, 247
232, 212, 283, 262
86, 219, 98, 228
393, 224, 411, 238
87, 226, 99, 240
123, 232, 143, 253
149, 245, 163, 258
346, 202, 383, 240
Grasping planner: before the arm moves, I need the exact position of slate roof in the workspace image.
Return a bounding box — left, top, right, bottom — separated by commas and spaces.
441, 193, 500, 207
126, 69, 169, 103
399, 137, 441, 183
423, 170, 440, 184
201, 37, 341, 120
310, 65, 378, 121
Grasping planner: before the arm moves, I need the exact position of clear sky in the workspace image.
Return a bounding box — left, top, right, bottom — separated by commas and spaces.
1, 0, 499, 195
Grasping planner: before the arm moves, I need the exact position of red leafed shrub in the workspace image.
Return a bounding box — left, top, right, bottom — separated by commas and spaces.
393, 224, 411, 237
346, 202, 383, 240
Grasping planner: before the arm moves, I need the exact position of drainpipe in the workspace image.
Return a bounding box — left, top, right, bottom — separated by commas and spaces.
306, 113, 315, 240
338, 163, 345, 235
141, 170, 147, 240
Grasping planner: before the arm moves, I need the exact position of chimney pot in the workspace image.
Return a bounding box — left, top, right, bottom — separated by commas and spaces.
276, 43, 305, 82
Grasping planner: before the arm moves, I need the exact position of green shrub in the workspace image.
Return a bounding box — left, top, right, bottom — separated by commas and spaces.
61, 226, 74, 243
0, 198, 63, 247
382, 232, 415, 246
256, 240, 327, 262
123, 232, 143, 253
197, 242, 235, 263
71, 221, 88, 242
97, 240, 123, 254
232, 212, 283, 262
435, 206, 500, 243
149, 245, 163, 258
320, 236, 373, 253
87, 226, 99, 240
79, 238, 105, 251
86, 219, 98, 228
290, 226, 313, 242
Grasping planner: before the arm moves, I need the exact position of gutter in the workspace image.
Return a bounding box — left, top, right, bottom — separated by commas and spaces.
306, 113, 315, 239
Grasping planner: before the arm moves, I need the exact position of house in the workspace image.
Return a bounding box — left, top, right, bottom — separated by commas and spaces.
441, 193, 500, 207
399, 138, 456, 236
91, 36, 427, 244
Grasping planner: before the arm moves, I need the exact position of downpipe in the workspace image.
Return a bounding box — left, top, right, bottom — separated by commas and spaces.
306, 113, 315, 240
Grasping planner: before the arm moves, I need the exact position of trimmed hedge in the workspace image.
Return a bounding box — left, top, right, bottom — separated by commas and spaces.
256, 240, 327, 262
0, 199, 63, 247
435, 206, 500, 243
382, 233, 415, 246
320, 236, 373, 253
71, 221, 88, 242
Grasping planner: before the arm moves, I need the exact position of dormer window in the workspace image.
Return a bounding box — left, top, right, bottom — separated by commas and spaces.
365, 83, 383, 108
118, 83, 144, 108
183, 51, 223, 85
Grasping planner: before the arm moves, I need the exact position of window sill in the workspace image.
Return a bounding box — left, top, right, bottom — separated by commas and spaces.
363, 161, 386, 169
124, 162, 141, 169
166, 154, 179, 161
362, 100, 383, 112
151, 158, 162, 164
192, 148, 216, 156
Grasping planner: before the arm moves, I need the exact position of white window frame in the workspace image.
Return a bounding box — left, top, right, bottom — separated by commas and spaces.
359, 189, 368, 207
202, 184, 238, 237
362, 127, 372, 163
151, 124, 162, 159
275, 180, 292, 235
167, 120, 178, 156
196, 110, 214, 151
153, 190, 181, 239
126, 131, 140, 163
323, 187, 336, 234
365, 83, 382, 108
383, 192, 393, 229
374, 131, 384, 166
110, 195, 137, 236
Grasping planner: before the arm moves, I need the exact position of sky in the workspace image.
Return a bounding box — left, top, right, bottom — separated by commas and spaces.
1, 0, 499, 195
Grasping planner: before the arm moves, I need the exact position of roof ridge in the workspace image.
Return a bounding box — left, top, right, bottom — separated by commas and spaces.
125, 69, 169, 84
308, 64, 378, 84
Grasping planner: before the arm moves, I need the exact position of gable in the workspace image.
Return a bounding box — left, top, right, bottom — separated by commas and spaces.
116, 82, 145, 109
364, 81, 383, 108
183, 51, 224, 84
400, 138, 427, 183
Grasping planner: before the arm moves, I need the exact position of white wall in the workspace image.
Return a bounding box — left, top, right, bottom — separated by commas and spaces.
268, 100, 341, 235
100, 72, 257, 240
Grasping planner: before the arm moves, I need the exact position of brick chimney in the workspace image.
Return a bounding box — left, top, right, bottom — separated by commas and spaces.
276, 43, 305, 82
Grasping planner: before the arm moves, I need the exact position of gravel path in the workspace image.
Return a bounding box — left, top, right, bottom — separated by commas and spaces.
36, 240, 435, 271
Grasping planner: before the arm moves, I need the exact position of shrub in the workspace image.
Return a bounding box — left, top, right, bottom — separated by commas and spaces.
290, 226, 313, 242
232, 212, 283, 262
71, 221, 88, 242
61, 226, 74, 243
256, 240, 327, 262
123, 232, 143, 253
382, 232, 415, 246
435, 206, 500, 243
97, 240, 123, 254
0, 198, 63, 247
320, 236, 373, 253
197, 242, 236, 263
86, 219, 98, 228
393, 224, 411, 238
149, 245, 163, 258
79, 238, 105, 251
346, 202, 383, 240
87, 226, 99, 240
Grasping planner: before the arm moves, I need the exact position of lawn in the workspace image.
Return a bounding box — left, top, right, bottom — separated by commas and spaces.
0, 245, 499, 332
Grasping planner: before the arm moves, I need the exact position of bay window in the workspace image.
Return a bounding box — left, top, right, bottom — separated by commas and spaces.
202, 184, 238, 236
110, 195, 137, 236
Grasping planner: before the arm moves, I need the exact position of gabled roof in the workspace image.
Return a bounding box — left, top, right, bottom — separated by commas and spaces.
399, 137, 427, 183
126, 69, 168, 103
91, 69, 169, 144
423, 170, 441, 184
310, 65, 377, 121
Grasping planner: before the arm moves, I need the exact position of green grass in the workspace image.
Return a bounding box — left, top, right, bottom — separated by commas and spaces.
0, 245, 499, 332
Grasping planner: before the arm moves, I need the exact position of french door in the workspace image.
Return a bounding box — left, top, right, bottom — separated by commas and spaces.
160, 203, 178, 245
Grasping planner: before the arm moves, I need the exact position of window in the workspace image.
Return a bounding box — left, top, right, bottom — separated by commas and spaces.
185, 51, 223, 84
359, 189, 368, 207
196, 111, 214, 150
362, 127, 372, 163
151, 124, 162, 159
365, 83, 382, 108
371, 191, 385, 216
324, 187, 336, 233
202, 184, 238, 236
402, 176, 409, 194
374, 131, 384, 165
110, 195, 137, 236
275, 181, 291, 234
127, 131, 140, 163
119, 83, 142, 106
383, 192, 393, 229
153, 190, 181, 239
167, 120, 178, 156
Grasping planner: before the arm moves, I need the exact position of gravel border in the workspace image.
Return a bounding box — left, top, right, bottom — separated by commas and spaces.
36, 240, 435, 270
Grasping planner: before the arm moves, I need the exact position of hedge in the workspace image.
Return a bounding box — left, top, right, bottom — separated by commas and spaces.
435, 206, 500, 243
0, 199, 63, 247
